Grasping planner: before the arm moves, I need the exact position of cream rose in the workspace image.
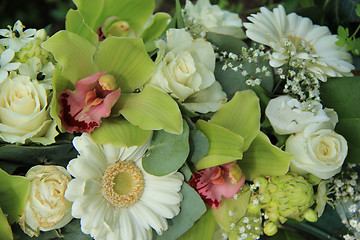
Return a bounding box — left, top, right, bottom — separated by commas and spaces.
19, 165, 73, 237
0, 76, 57, 144
149, 29, 226, 113
265, 95, 330, 135
184, 0, 244, 38
285, 114, 348, 179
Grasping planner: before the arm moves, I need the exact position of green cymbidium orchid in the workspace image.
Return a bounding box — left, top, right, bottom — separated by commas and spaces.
195, 90, 292, 180
66, 0, 171, 50
42, 30, 182, 147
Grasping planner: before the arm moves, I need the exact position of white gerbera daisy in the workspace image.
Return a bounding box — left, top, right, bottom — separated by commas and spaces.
244, 5, 354, 82
0, 20, 36, 52
65, 133, 184, 240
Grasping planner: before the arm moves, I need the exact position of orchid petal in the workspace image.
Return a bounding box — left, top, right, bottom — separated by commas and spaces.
41, 30, 97, 83
94, 37, 155, 92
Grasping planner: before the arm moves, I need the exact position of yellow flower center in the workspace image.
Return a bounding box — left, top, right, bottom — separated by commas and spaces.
285, 35, 314, 53
101, 161, 144, 209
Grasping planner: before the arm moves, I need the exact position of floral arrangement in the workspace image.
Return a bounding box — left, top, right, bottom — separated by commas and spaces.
0, 0, 359, 240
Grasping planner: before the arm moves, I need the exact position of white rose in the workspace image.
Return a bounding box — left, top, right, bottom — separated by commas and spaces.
265, 95, 330, 135
285, 113, 348, 179
149, 29, 226, 113
184, 0, 244, 38
19, 165, 73, 237
0, 76, 57, 144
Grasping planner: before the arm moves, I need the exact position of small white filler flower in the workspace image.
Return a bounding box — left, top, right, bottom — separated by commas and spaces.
65, 133, 184, 240
244, 5, 354, 82
0, 20, 36, 52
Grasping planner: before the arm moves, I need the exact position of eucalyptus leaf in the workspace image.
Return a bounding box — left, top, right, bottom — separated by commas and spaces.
188, 130, 210, 167
177, 208, 216, 240
214, 56, 274, 100
0, 169, 29, 225
320, 77, 360, 163
154, 183, 206, 240
239, 132, 292, 180
142, 121, 189, 176
206, 32, 247, 55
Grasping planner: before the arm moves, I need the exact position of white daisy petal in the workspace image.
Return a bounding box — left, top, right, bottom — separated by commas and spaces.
66, 133, 183, 240
244, 4, 354, 86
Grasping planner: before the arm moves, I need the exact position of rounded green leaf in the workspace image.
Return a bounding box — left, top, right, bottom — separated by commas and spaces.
211, 90, 260, 152
177, 208, 217, 240
154, 183, 206, 240
116, 85, 183, 134
41, 30, 97, 83
90, 117, 152, 147
142, 121, 189, 176
0, 169, 29, 225
238, 132, 292, 180
94, 37, 155, 92
73, 0, 154, 34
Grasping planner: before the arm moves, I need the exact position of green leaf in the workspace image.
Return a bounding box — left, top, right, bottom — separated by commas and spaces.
214, 55, 274, 100
116, 85, 183, 134
320, 77, 360, 163
65, 9, 99, 46
337, 26, 349, 38
206, 32, 247, 55
211, 90, 260, 152
73, 0, 154, 34
0, 169, 29, 224
41, 30, 97, 83
0, 143, 78, 168
154, 183, 206, 240
94, 37, 155, 92
195, 120, 244, 170
177, 209, 217, 240
238, 132, 292, 180
188, 130, 210, 167
12, 219, 92, 240
142, 121, 189, 176
0, 208, 12, 240
212, 185, 251, 232
356, 3, 360, 16
141, 12, 171, 43
49, 67, 75, 133
90, 117, 152, 147
175, 0, 185, 28
272, 229, 306, 240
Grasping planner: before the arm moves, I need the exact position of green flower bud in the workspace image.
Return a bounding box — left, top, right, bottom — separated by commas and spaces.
303, 208, 318, 222
247, 202, 261, 213
259, 193, 271, 203
263, 221, 278, 236
307, 174, 322, 186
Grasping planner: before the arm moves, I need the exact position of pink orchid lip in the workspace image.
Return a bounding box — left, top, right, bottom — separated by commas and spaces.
59, 71, 121, 133
188, 161, 245, 209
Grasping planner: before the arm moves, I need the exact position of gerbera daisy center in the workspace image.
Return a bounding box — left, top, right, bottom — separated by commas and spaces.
284, 35, 314, 53
101, 161, 144, 209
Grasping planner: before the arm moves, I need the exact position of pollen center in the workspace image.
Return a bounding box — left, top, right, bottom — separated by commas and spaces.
101, 161, 144, 209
